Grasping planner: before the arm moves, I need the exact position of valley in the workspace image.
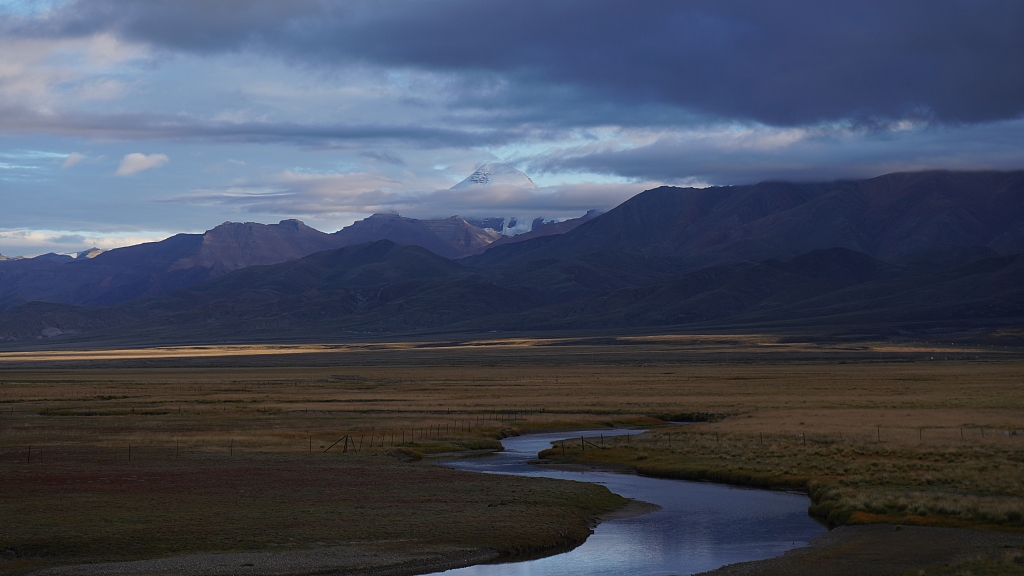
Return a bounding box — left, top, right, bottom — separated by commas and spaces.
1, 336, 1022, 574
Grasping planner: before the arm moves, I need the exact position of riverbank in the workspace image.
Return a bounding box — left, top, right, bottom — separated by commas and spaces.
28, 544, 499, 576
537, 420, 1024, 530
3, 451, 626, 575
536, 447, 1024, 575
696, 524, 1024, 576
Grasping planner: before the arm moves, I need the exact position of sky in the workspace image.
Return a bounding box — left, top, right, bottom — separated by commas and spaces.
1, 0, 1023, 255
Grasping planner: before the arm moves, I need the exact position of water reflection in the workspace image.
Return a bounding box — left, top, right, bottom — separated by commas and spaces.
429, 430, 825, 576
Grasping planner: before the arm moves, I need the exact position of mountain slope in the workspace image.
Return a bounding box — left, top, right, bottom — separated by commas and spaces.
167, 219, 345, 273
0, 240, 541, 343
0, 220, 346, 306
446, 249, 1023, 334
329, 214, 492, 259
464, 210, 601, 255
2, 243, 1019, 346
451, 163, 538, 190
3, 170, 1023, 345
470, 170, 1024, 270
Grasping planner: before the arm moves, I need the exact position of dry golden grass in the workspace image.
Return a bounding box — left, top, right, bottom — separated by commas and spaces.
1, 335, 1022, 572
546, 426, 1024, 529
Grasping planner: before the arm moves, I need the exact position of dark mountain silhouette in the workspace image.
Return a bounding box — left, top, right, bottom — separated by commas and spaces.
0, 220, 346, 306
0, 215, 564, 307
1, 243, 1021, 345
469, 170, 1024, 270
1, 170, 1022, 346
0, 240, 540, 342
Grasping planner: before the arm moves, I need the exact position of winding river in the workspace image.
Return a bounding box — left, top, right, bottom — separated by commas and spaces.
429, 429, 826, 576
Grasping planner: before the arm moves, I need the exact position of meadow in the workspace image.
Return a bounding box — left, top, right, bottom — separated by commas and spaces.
1, 334, 1022, 574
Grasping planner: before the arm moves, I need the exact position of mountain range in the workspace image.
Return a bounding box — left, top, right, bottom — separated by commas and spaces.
0, 210, 596, 309
1, 169, 1022, 346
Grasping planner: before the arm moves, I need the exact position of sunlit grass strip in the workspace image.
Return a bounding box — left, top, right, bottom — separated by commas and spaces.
541, 429, 1024, 530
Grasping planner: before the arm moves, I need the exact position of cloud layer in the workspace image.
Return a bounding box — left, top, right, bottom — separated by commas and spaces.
169, 170, 644, 221
0, 228, 170, 256
1, 1, 1022, 254
10, 0, 1024, 127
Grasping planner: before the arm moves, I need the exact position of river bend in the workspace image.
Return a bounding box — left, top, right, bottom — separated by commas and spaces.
428, 429, 825, 576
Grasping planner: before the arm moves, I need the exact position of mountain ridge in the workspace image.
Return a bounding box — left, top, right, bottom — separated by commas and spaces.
0, 212, 593, 307
2, 169, 1023, 346
1, 242, 1021, 346
468, 170, 1024, 272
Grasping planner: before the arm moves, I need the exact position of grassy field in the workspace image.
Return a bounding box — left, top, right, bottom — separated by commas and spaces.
523, 355, 1024, 531
1, 335, 1022, 574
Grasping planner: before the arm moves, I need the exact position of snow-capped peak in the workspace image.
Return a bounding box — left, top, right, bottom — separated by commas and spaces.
451, 163, 538, 190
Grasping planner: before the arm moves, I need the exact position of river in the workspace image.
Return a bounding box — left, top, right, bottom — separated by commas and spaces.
427, 429, 826, 576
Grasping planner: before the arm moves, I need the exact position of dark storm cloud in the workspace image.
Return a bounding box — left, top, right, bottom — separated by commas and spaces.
9, 0, 1024, 127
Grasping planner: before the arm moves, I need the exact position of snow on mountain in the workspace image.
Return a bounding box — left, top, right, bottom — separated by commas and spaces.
453, 163, 547, 236
450, 163, 538, 190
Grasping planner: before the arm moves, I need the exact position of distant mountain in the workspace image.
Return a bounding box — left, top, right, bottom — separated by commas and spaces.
470, 170, 1024, 271
464, 217, 516, 233
2, 243, 1020, 345
333, 214, 499, 259
0, 211, 597, 307
33, 253, 76, 263
2, 170, 1023, 346
0, 219, 347, 306
0, 162, 598, 308
451, 163, 538, 190
160, 219, 342, 273
0, 240, 538, 342
465, 210, 601, 255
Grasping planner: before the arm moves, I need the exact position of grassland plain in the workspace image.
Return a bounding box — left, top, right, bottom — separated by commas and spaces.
1, 334, 1023, 575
